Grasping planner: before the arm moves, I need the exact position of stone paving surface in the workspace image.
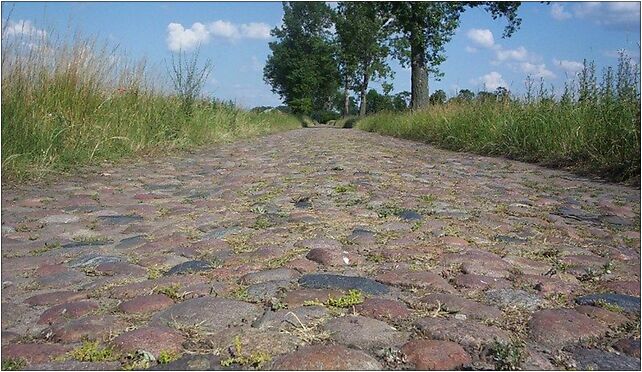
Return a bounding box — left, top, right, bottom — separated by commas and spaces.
1, 127, 640, 370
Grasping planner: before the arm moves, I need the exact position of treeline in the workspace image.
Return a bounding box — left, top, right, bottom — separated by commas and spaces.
263, 1, 521, 121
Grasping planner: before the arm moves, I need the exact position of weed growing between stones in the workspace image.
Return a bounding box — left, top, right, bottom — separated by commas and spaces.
147, 265, 169, 280
488, 339, 525, 371
122, 350, 155, 370
252, 216, 273, 230
280, 312, 331, 344
154, 284, 182, 300
1, 358, 26, 371
29, 241, 61, 255
157, 350, 180, 364
326, 290, 364, 308
265, 248, 308, 269
334, 184, 357, 193
220, 336, 271, 369
70, 340, 118, 362
594, 299, 625, 313
225, 234, 256, 254
229, 286, 250, 301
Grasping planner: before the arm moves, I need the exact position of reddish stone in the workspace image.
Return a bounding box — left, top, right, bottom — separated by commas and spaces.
528, 309, 608, 348
603, 280, 641, 297
25, 291, 88, 306
453, 274, 511, 291
574, 305, 629, 327
420, 293, 501, 321
271, 345, 381, 370
612, 338, 641, 358
35, 264, 67, 277
519, 274, 578, 295
48, 315, 126, 343
415, 317, 510, 349
354, 298, 411, 321
118, 294, 174, 314
109, 274, 208, 299
112, 326, 184, 358
442, 250, 512, 278
402, 339, 471, 370
306, 248, 364, 267
560, 254, 609, 275
503, 255, 551, 275
1, 343, 71, 364
376, 270, 455, 293
37, 301, 98, 325
440, 236, 470, 248
284, 257, 318, 273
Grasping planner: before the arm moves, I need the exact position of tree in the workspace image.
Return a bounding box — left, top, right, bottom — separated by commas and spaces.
382, 2, 522, 110
263, 2, 340, 114
335, 2, 392, 116
429, 89, 447, 105
456, 89, 475, 102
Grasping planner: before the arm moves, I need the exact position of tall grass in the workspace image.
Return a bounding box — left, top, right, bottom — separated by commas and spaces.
1, 24, 301, 182
358, 54, 641, 183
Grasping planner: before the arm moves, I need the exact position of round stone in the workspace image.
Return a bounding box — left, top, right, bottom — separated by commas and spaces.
112, 326, 184, 358
354, 298, 411, 321
1, 344, 71, 365
118, 294, 174, 314
37, 301, 99, 325
528, 309, 608, 348
401, 339, 472, 370
415, 317, 510, 349
25, 291, 88, 306
323, 315, 409, 351
240, 268, 300, 285
375, 270, 454, 292
271, 345, 382, 370
421, 293, 502, 321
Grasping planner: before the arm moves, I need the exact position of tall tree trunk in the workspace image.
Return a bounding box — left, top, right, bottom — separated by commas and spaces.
343, 79, 350, 117
359, 72, 370, 116
410, 29, 429, 110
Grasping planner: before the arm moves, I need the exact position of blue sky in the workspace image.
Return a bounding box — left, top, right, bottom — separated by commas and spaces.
3, 1, 640, 108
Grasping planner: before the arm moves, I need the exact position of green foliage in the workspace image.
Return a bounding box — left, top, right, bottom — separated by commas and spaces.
263, 2, 340, 115
1, 358, 26, 371
334, 184, 357, 193
335, 2, 392, 114
489, 339, 525, 371
157, 350, 180, 364
70, 340, 117, 362
155, 284, 182, 300
358, 54, 640, 183
167, 48, 212, 114
326, 289, 364, 308
1, 29, 301, 182
429, 89, 447, 105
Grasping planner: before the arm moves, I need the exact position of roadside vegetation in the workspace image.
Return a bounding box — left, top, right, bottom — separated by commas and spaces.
356, 54, 640, 183
1, 25, 301, 182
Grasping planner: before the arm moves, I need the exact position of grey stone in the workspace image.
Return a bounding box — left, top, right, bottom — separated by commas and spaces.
241, 268, 300, 285
201, 227, 241, 240
68, 254, 122, 268
495, 235, 528, 244
62, 239, 111, 249
41, 214, 80, 224
294, 197, 312, 209
299, 274, 390, 295
252, 306, 328, 330
486, 288, 543, 311
115, 235, 147, 249
600, 215, 634, 226
575, 293, 640, 313
397, 209, 422, 221
570, 348, 641, 371
151, 297, 261, 333
97, 215, 143, 225
246, 280, 291, 302
165, 260, 212, 276
556, 206, 599, 222
323, 315, 409, 351
2, 226, 15, 234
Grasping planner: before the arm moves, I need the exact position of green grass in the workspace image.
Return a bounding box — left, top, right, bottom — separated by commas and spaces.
2, 29, 302, 182
357, 56, 640, 183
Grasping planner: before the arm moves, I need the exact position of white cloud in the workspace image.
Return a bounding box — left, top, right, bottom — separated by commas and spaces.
551, 4, 572, 21
573, 2, 640, 31
553, 59, 584, 75
167, 22, 210, 52
465, 46, 477, 53
240, 23, 271, 39
209, 20, 239, 39
495, 46, 529, 62
519, 62, 556, 79
473, 71, 508, 91
166, 20, 272, 52
3, 20, 46, 38
466, 28, 494, 48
